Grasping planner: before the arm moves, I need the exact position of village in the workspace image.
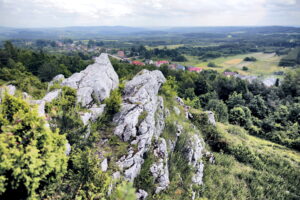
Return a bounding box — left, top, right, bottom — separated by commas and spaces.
110, 50, 278, 86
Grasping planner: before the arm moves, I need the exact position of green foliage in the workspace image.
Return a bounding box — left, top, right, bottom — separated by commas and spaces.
206, 99, 228, 123
138, 111, 148, 126
243, 56, 257, 62
229, 106, 252, 127
45, 86, 85, 145
110, 181, 136, 200
0, 93, 68, 199
134, 152, 156, 194
227, 92, 245, 109
207, 62, 221, 68
242, 66, 249, 71
279, 47, 300, 66
160, 76, 178, 98
102, 89, 122, 122
0, 60, 46, 98
248, 95, 268, 119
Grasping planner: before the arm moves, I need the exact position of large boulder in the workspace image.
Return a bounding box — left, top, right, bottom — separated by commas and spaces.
48, 74, 65, 91
62, 53, 119, 107
114, 69, 166, 182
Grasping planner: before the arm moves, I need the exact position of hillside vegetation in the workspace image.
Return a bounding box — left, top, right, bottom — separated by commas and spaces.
0, 43, 299, 200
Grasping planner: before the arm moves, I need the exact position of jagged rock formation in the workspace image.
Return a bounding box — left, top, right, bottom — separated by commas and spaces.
62, 53, 119, 107
30, 89, 62, 116
48, 74, 65, 90
2, 54, 212, 198
136, 189, 148, 200
186, 134, 205, 185
114, 70, 166, 184
150, 138, 170, 193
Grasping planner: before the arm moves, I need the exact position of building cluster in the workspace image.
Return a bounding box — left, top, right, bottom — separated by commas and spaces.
115, 50, 203, 73
223, 71, 258, 83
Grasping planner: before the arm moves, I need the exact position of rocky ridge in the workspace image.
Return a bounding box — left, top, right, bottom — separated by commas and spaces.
1, 53, 215, 199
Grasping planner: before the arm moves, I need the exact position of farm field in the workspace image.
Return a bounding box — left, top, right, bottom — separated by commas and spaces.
176, 52, 290, 77
145, 44, 184, 50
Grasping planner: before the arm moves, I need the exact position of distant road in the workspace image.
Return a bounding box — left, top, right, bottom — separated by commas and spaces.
108, 54, 123, 60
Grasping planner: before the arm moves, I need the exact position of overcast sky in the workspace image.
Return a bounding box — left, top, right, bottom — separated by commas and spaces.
0, 0, 299, 28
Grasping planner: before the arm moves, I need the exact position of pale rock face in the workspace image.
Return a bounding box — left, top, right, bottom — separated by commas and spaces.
155, 97, 165, 138
31, 89, 62, 117
173, 106, 181, 115
101, 158, 108, 172
185, 134, 205, 185
79, 104, 106, 126
80, 112, 92, 126
113, 69, 166, 182
205, 111, 216, 126
43, 89, 62, 102
136, 189, 148, 200
62, 53, 119, 107
22, 92, 31, 99
167, 123, 183, 153
65, 142, 71, 155
150, 138, 170, 193
48, 74, 65, 90
89, 104, 106, 121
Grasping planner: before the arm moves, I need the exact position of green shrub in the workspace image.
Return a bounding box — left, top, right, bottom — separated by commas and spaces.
0, 93, 67, 199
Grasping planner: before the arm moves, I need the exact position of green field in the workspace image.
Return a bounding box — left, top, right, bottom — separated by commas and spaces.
175, 52, 290, 77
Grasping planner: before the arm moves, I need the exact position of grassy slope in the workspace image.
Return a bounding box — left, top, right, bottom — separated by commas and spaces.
201, 122, 300, 200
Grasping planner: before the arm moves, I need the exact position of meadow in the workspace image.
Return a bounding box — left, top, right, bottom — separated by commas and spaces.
176, 52, 290, 77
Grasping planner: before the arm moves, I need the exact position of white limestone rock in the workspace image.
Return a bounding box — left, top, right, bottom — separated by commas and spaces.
80, 112, 92, 126
101, 158, 108, 172
150, 138, 170, 193
185, 134, 206, 185
113, 70, 166, 182
30, 89, 62, 117
173, 106, 181, 115
65, 142, 71, 155
62, 53, 119, 107
43, 89, 62, 102
136, 189, 148, 200
89, 104, 106, 121
30, 100, 46, 116
205, 111, 216, 126
48, 74, 65, 90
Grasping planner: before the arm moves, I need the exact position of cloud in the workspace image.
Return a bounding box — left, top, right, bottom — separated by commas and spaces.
0, 0, 299, 27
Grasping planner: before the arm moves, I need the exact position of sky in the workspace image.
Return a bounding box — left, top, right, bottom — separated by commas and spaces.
0, 0, 300, 28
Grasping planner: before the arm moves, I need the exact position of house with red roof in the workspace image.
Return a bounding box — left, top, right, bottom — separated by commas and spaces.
132, 61, 145, 66
155, 60, 169, 67
188, 67, 203, 73
117, 51, 125, 58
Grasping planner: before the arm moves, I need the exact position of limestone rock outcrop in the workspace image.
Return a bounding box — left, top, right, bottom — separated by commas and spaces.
114, 69, 166, 182
48, 74, 65, 90
185, 134, 206, 185
30, 89, 62, 117
205, 111, 216, 126
62, 53, 119, 107
150, 138, 170, 193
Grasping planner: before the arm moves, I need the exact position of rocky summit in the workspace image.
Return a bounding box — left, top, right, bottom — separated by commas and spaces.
62, 53, 119, 107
